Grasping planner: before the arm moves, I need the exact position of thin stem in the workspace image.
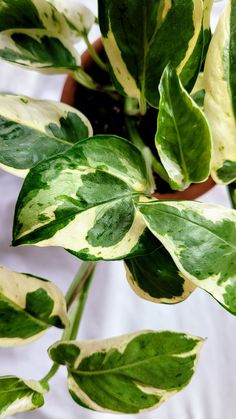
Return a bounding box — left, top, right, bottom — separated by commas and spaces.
66, 262, 95, 308
40, 363, 59, 388
228, 183, 236, 209
139, 92, 147, 116
125, 117, 169, 184
124, 97, 140, 116
65, 267, 95, 341
40, 262, 96, 387
82, 32, 107, 71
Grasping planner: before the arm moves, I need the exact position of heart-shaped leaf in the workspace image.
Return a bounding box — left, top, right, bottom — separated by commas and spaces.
13, 135, 157, 260
0, 95, 92, 177
155, 65, 212, 191
49, 331, 203, 414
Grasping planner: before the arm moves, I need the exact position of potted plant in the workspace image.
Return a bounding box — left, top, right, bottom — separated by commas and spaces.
0, 0, 235, 417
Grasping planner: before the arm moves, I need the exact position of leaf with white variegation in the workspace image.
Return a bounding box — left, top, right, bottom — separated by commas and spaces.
13, 135, 157, 260
138, 199, 236, 315
47, 0, 95, 41
191, 73, 205, 108
125, 245, 195, 304
0, 266, 68, 346
49, 331, 203, 414
98, 0, 203, 108
204, 0, 236, 184
0, 376, 45, 418
0, 95, 92, 177
0, 0, 81, 73
155, 65, 212, 191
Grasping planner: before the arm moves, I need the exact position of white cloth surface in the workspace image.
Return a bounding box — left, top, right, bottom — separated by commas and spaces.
0, 1, 234, 418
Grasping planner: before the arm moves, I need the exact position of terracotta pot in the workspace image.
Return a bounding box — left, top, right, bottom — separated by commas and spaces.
61, 39, 215, 201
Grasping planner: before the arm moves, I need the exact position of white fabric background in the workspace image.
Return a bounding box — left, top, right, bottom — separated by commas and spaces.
0, 1, 234, 418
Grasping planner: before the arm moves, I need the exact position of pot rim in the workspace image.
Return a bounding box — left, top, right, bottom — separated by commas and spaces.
61, 39, 215, 201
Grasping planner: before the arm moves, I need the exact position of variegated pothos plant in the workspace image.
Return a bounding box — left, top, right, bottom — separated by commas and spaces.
0, 0, 235, 416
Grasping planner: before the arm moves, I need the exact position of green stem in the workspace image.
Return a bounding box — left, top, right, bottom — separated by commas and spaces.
82, 33, 107, 71
139, 92, 147, 116
64, 266, 95, 341
40, 262, 96, 387
125, 117, 169, 184
228, 183, 236, 209
65, 262, 95, 308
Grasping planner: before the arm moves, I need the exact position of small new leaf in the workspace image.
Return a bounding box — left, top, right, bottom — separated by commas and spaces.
0, 95, 92, 177
155, 65, 212, 191
0, 266, 68, 346
0, 376, 45, 418
49, 331, 203, 414
125, 245, 195, 304
138, 199, 236, 315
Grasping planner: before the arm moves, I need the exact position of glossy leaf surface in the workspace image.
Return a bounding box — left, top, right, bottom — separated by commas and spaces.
0, 266, 68, 346
0, 0, 81, 72
155, 65, 211, 190
204, 0, 236, 184
138, 199, 236, 315
0, 376, 45, 418
13, 135, 156, 260
125, 245, 195, 304
47, 0, 95, 41
0, 95, 92, 177
98, 0, 203, 107
49, 331, 203, 414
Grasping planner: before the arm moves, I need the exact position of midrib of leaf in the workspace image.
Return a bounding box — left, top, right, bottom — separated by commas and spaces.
165, 74, 189, 184
141, 204, 236, 251
0, 387, 33, 394
70, 352, 194, 377
15, 192, 142, 242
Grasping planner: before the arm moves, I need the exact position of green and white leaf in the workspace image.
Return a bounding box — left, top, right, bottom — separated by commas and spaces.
47, 0, 95, 41
125, 245, 195, 304
0, 376, 45, 418
204, 0, 236, 184
0, 94, 92, 177
138, 199, 236, 315
13, 135, 157, 261
0, 265, 68, 346
49, 331, 203, 414
155, 65, 212, 191
98, 0, 203, 108
191, 72, 205, 108
0, 0, 82, 72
